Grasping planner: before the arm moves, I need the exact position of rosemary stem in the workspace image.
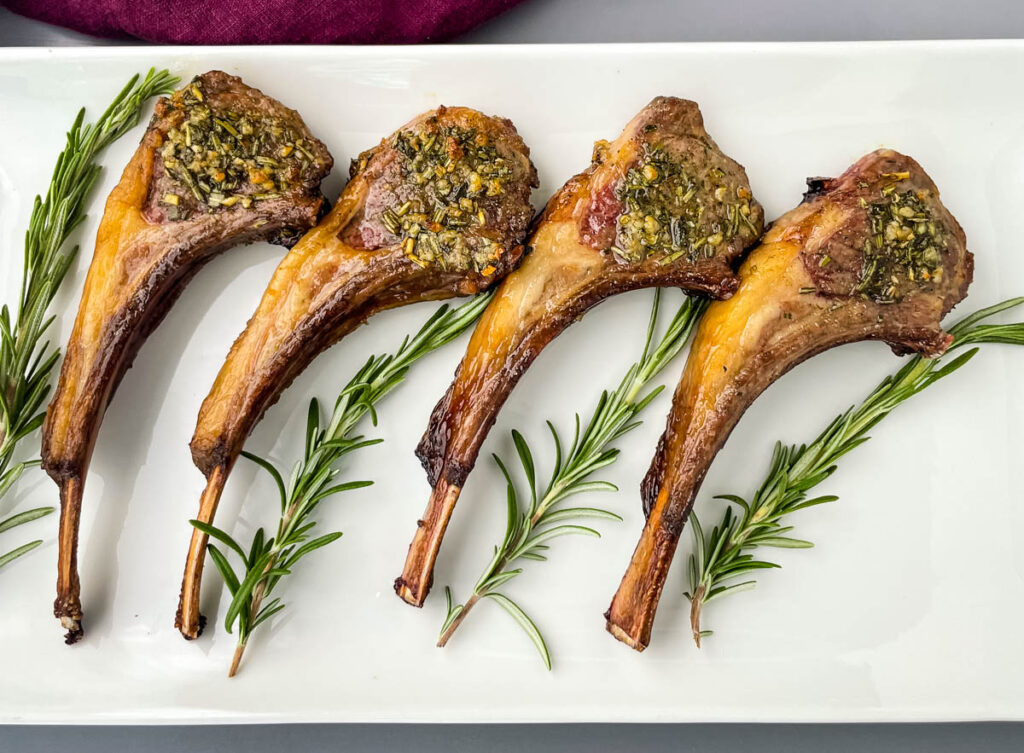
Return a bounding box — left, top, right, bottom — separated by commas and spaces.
443, 411, 631, 648
234, 563, 271, 667
531, 480, 569, 527
231, 494, 302, 676
437, 591, 481, 647
228, 641, 247, 678
689, 584, 706, 647
0, 436, 13, 474
442, 477, 570, 636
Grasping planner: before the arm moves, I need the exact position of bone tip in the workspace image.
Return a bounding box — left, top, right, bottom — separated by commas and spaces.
175, 611, 206, 641
393, 577, 426, 608
60, 615, 83, 645
605, 618, 648, 653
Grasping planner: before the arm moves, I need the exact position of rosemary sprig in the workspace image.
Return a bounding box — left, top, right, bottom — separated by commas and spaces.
191, 292, 493, 676
439, 291, 708, 668
0, 68, 178, 565
685, 297, 1024, 645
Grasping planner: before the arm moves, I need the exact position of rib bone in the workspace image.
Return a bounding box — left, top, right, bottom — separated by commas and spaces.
41, 71, 333, 643
177, 106, 537, 639
606, 149, 973, 651
396, 97, 765, 607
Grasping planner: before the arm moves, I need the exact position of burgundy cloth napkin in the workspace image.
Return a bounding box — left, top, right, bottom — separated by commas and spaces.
1, 0, 525, 44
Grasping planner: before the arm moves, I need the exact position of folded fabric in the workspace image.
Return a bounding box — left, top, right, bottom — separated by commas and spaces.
1, 0, 525, 44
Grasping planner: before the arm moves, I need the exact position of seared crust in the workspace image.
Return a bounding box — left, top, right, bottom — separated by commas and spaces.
187, 106, 537, 477
607, 149, 973, 652
178, 106, 536, 639
797, 150, 970, 321
343, 106, 537, 281
416, 97, 763, 488
141, 70, 332, 240
577, 96, 761, 274
397, 97, 765, 607
40, 71, 332, 644
43, 70, 332, 478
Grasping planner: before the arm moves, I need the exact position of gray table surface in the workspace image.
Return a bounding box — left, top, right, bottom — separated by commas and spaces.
2, 0, 1022, 750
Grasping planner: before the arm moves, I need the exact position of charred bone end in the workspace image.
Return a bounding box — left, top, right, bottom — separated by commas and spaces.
61, 617, 83, 645
395, 478, 462, 606
174, 602, 206, 640
177, 465, 229, 639
802, 176, 832, 203
393, 576, 428, 608
605, 618, 647, 653
55, 602, 83, 645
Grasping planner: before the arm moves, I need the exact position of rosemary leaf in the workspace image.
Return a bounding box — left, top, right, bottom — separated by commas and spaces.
0, 505, 55, 535
685, 297, 1024, 645
192, 291, 493, 677
438, 291, 707, 667
0, 540, 45, 570
0, 68, 178, 568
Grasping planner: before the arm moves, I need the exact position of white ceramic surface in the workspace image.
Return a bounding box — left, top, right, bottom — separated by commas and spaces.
0, 43, 1022, 723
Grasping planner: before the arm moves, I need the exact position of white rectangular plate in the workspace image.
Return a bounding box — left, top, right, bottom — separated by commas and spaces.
1, 42, 1023, 724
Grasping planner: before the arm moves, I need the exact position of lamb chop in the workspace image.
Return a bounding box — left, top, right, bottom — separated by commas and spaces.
605, 149, 973, 651
395, 97, 765, 607
176, 106, 537, 639
41, 71, 333, 643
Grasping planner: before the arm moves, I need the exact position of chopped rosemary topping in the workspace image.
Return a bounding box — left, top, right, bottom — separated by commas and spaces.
159, 78, 312, 219
615, 146, 757, 264
384, 124, 512, 273
857, 177, 946, 303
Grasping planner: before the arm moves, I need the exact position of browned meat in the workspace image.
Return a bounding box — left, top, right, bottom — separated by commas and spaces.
395, 97, 765, 607
605, 149, 973, 651
176, 106, 538, 639
41, 71, 333, 643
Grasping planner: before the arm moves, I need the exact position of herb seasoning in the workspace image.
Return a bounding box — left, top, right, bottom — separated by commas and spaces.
381, 123, 512, 273
612, 145, 758, 264
857, 174, 946, 303
158, 79, 312, 220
